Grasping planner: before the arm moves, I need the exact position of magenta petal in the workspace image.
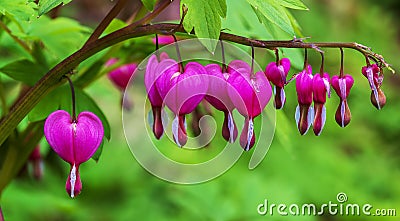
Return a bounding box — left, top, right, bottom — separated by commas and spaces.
163, 62, 208, 115
74, 112, 104, 164
154, 59, 180, 100
205, 64, 233, 111
108, 63, 137, 90
44, 110, 104, 165
44, 110, 75, 164
227, 63, 271, 118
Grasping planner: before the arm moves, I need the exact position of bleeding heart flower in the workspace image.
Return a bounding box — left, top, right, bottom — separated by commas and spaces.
205, 63, 238, 143
295, 65, 314, 135
155, 59, 209, 147
29, 146, 43, 180
144, 53, 170, 139
361, 64, 386, 109
312, 73, 330, 136
227, 60, 272, 151
44, 110, 104, 198
331, 74, 354, 127
265, 58, 291, 109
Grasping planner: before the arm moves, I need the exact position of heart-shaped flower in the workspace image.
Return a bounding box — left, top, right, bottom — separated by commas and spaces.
312, 73, 330, 136
331, 74, 354, 127
361, 64, 386, 109
155, 59, 209, 147
44, 110, 104, 198
205, 64, 238, 143
144, 53, 170, 139
227, 60, 271, 150
265, 58, 291, 109
295, 65, 314, 135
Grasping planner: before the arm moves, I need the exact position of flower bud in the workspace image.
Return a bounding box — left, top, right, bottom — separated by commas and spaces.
265, 58, 291, 109
331, 74, 354, 127
371, 87, 386, 109
362, 64, 385, 109
312, 73, 330, 136
295, 65, 314, 135
29, 146, 43, 180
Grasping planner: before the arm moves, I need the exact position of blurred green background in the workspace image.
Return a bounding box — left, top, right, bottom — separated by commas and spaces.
1, 0, 400, 220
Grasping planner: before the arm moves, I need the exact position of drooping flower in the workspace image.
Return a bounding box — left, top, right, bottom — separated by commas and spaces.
331, 74, 354, 127
155, 59, 209, 147
265, 58, 291, 109
312, 73, 330, 136
205, 63, 238, 143
295, 65, 314, 135
29, 146, 43, 180
44, 110, 104, 198
144, 53, 170, 139
106, 59, 138, 110
361, 64, 386, 109
227, 60, 272, 150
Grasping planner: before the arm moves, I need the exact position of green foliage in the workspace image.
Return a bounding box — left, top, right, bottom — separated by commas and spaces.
0, 59, 47, 85
0, 0, 37, 21
141, 0, 157, 11
181, 0, 227, 52
37, 0, 72, 16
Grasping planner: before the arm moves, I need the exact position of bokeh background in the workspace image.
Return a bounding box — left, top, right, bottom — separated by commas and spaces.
1, 0, 400, 220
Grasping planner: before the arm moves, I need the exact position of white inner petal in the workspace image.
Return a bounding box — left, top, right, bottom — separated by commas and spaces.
339, 78, 347, 99
228, 112, 235, 143
340, 100, 346, 127
246, 119, 254, 151
323, 78, 331, 98
280, 88, 286, 109
295, 105, 300, 130
305, 106, 314, 134
70, 164, 76, 198
147, 110, 154, 128
172, 115, 181, 147
318, 105, 327, 136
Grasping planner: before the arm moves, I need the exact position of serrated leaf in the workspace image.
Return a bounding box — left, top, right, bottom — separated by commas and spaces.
276, 0, 308, 10
141, 0, 157, 11
0, 59, 47, 85
247, 0, 295, 36
0, 0, 37, 21
38, 0, 72, 16
181, 0, 227, 52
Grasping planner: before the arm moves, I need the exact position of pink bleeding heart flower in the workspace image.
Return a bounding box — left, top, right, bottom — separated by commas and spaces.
331, 74, 354, 127
205, 64, 238, 143
265, 58, 291, 109
295, 65, 314, 135
144, 53, 170, 139
156, 59, 209, 147
106, 59, 138, 110
29, 146, 43, 180
312, 73, 330, 136
361, 64, 386, 109
152, 35, 176, 45
227, 60, 272, 151
44, 110, 104, 198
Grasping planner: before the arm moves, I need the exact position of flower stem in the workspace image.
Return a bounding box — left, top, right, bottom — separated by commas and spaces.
319, 51, 325, 76
339, 47, 344, 78
173, 35, 184, 73
275, 48, 280, 65
220, 40, 227, 73
65, 75, 76, 122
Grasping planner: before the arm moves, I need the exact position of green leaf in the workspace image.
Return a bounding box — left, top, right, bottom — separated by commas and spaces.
0, 59, 48, 85
91, 140, 104, 162
38, 0, 72, 16
181, 0, 227, 52
141, 0, 157, 11
275, 0, 308, 10
247, 0, 295, 36
0, 0, 37, 21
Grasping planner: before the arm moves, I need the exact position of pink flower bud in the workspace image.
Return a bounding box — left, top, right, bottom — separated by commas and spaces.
295, 65, 314, 135
331, 74, 354, 127
362, 64, 385, 109
44, 110, 104, 198
227, 60, 271, 150
312, 73, 330, 136
152, 35, 175, 45
108, 63, 137, 90
265, 58, 291, 109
